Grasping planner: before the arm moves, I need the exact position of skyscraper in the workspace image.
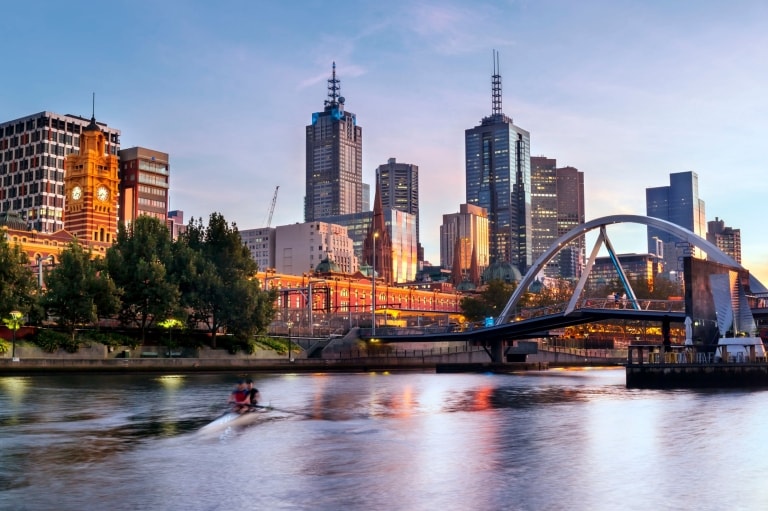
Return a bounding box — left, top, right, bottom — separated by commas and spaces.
0, 111, 120, 233
376, 158, 421, 261
646, 171, 706, 276
555, 165, 585, 279
530, 156, 585, 278
305, 63, 363, 222
465, 51, 531, 272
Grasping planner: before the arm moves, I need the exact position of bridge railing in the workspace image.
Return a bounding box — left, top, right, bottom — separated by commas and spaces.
628, 343, 768, 365
510, 298, 686, 322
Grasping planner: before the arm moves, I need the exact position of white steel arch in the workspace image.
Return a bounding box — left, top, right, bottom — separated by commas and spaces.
496, 214, 766, 324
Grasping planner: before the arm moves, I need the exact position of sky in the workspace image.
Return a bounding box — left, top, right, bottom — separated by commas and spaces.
2, 0, 767, 282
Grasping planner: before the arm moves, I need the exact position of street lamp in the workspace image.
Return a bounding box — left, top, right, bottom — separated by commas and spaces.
286, 320, 294, 362
5, 311, 23, 361
372, 231, 379, 337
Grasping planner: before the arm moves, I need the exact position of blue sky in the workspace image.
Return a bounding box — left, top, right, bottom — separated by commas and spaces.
2, 1, 767, 281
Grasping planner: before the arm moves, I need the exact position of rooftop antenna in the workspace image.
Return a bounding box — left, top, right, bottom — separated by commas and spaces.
491, 50, 502, 116
92, 92, 95, 119
326, 61, 340, 107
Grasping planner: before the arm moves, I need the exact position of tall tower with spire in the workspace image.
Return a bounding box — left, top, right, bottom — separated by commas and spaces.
305, 62, 363, 222
362, 180, 393, 285
465, 50, 532, 273
64, 107, 120, 255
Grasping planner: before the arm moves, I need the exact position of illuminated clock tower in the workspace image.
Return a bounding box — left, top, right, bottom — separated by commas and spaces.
64, 116, 120, 255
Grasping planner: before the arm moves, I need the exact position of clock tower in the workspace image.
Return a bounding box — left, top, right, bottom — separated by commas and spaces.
64, 116, 119, 255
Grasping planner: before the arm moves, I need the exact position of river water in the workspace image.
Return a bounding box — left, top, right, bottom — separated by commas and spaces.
1, 369, 767, 511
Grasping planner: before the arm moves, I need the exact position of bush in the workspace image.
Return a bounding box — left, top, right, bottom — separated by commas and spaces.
82, 331, 140, 350
0, 339, 9, 354
34, 330, 76, 353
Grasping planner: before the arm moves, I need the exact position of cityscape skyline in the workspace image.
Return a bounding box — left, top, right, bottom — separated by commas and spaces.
2, 1, 766, 282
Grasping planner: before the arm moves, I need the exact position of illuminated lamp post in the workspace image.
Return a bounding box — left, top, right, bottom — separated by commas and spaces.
4, 311, 24, 361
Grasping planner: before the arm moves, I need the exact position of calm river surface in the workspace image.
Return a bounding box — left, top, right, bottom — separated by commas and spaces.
1, 368, 768, 511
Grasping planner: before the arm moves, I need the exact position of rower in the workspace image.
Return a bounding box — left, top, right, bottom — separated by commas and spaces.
246, 379, 261, 408
228, 380, 251, 413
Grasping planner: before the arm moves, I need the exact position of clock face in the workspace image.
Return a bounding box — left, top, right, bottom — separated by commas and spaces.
97, 186, 109, 202
71, 186, 82, 201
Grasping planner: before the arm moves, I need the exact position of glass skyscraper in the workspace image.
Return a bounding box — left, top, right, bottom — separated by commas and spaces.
465, 53, 531, 272
645, 171, 706, 276
304, 63, 363, 222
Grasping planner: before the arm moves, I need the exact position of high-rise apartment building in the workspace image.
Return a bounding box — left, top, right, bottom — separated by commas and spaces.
707, 217, 741, 264
305, 63, 363, 222
117, 147, 169, 228
0, 111, 120, 233
465, 52, 531, 272
530, 156, 585, 278
440, 204, 489, 285
646, 171, 706, 276
376, 158, 421, 261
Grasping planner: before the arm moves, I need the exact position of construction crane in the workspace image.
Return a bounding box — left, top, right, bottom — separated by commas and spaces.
266, 186, 279, 227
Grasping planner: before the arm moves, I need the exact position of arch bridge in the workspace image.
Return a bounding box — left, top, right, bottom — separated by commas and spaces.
363, 215, 766, 362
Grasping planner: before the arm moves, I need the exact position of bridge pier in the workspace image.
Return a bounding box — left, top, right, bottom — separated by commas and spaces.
490, 340, 504, 363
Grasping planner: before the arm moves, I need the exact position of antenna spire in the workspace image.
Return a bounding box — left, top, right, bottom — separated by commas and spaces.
326, 62, 341, 106
491, 50, 502, 116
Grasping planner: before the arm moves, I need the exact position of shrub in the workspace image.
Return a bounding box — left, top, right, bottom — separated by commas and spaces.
34, 330, 74, 353
0, 339, 9, 354
82, 331, 139, 350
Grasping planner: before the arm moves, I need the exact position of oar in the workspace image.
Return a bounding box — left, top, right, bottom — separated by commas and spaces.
252, 404, 315, 418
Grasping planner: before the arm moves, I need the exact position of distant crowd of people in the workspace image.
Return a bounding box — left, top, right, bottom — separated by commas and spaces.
227, 379, 261, 413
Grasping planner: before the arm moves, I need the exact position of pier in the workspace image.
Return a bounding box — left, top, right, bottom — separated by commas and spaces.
626, 343, 768, 388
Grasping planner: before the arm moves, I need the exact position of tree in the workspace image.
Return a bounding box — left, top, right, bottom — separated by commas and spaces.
460, 279, 520, 322
178, 213, 274, 347
0, 235, 38, 319
42, 241, 119, 340
106, 216, 180, 341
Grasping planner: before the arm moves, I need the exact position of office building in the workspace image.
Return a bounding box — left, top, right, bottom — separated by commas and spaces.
440, 204, 489, 286
304, 62, 363, 222
530, 156, 585, 279
0, 111, 120, 233
241, 226, 276, 271
465, 52, 531, 272
274, 221, 358, 276
167, 210, 186, 240
376, 157, 421, 261
587, 253, 664, 292
118, 147, 169, 228
646, 171, 706, 276
707, 217, 741, 264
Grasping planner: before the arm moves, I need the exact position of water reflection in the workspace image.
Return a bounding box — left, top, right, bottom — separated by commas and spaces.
3, 370, 768, 510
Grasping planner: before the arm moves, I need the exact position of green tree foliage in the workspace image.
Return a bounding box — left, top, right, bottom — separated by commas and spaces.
0, 235, 38, 319
106, 216, 180, 340
42, 241, 120, 340
528, 278, 575, 307
178, 213, 275, 347
460, 279, 520, 322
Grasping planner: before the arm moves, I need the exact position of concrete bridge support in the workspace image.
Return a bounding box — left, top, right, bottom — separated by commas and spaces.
490, 340, 504, 363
